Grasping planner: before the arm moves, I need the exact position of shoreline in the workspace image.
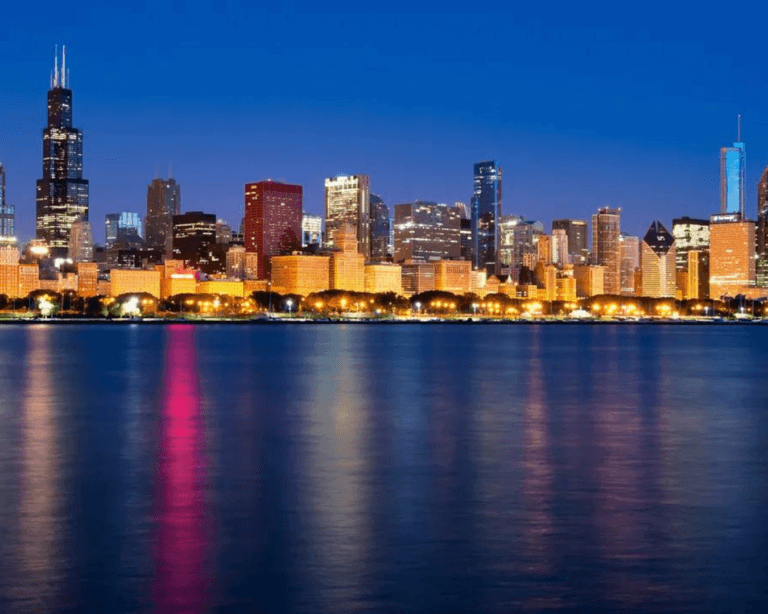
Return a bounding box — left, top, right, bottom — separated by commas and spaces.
0, 316, 764, 326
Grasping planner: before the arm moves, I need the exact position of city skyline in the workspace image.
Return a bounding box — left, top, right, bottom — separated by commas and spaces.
1, 3, 768, 246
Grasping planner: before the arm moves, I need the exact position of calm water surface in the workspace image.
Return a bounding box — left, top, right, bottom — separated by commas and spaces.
0, 323, 767, 613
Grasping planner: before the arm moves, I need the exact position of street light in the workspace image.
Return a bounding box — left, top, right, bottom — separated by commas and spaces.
286, 298, 293, 315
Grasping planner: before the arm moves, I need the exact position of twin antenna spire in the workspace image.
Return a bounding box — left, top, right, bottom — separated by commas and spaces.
50, 44, 69, 89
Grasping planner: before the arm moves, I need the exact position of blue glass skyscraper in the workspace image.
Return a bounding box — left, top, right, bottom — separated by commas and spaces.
471, 160, 502, 274
720, 116, 745, 217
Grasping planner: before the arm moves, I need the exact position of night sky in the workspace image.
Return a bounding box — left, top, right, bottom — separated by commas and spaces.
1, 0, 768, 244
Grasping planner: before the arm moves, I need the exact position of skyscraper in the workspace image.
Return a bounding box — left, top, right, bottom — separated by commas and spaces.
619, 233, 639, 295
758, 162, 768, 257
552, 219, 588, 264
640, 221, 676, 298
36, 46, 89, 257
69, 216, 93, 262
370, 194, 391, 262
709, 214, 756, 298
172, 211, 221, 274
393, 202, 461, 263
591, 207, 621, 295
244, 180, 302, 279
471, 161, 502, 274
146, 178, 181, 258
0, 162, 15, 245
672, 217, 710, 271
324, 174, 370, 257
720, 116, 745, 217
302, 214, 322, 247
106, 212, 143, 247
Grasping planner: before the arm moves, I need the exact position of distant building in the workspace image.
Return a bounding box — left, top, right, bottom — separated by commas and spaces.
68, 216, 93, 262
301, 214, 322, 248
471, 160, 502, 274
330, 223, 365, 292
146, 177, 181, 259
619, 233, 639, 295
591, 207, 621, 294
434, 260, 471, 294
720, 119, 745, 217
758, 163, 768, 257
574, 265, 605, 298
640, 221, 676, 298
672, 217, 709, 272
364, 263, 402, 294
172, 211, 221, 274
370, 194, 391, 262
76, 262, 98, 297
709, 214, 755, 298
552, 219, 588, 264
36, 47, 89, 258
687, 250, 709, 299
271, 254, 330, 296
324, 174, 370, 257
109, 269, 162, 298
105, 212, 143, 248
226, 245, 259, 280
551, 228, 568, 265
0, 162, 15, 244
401, 262, 436, 295
244, 180, 302, 279
216, 219, 233, 244
393, 201, 461, 263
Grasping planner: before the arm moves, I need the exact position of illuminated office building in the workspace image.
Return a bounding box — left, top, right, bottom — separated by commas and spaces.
146, 178, 181, 258
244, 180, 302, 279
68, 216, 93, 262
640, 221, 676, 298
591, 207, 621, 294
672, 217, 709, 272
36, 46, 89, 257
758, 162, 768, 257
0, 162, 15, 245
105, 212, 143, 247
324, 174, 370, 257
172, 211, 221, 274
370, 194, 391, 261
709, 214, 755, 298
552, 219, 588, 264
302, 214, 322, 248
720, 117, 745, 217
471, 160, 502, 274
330, 223, 365, 292
552, 229, 568, 265
364, 263, 402, 294
393, 201, 461, 262
619, 233, 639, 295
271, 254, 330, 296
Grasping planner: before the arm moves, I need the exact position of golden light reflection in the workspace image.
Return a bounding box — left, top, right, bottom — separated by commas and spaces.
19, 325, 58, 606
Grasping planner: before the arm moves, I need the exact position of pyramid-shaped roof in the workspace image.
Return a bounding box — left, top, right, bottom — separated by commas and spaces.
643, 220, 675, 256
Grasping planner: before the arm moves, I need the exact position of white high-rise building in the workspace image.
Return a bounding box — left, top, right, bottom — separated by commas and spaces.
324, 174, 370, 257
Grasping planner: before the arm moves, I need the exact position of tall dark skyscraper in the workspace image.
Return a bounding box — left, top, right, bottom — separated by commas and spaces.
0, 162, 15, 242
471, 161, 502, 274
758, 162, 768, 257
552, 219, 588, 264
146, 177, 181, 259
35, 46, 89, 257
369, 194, 391, 261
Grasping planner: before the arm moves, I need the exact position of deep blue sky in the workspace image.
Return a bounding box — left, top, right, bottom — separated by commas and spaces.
1, 0, 768, 244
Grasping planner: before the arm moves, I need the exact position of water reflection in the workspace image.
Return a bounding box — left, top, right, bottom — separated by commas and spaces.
19, 325, 59, 609
153, 325, 209, 612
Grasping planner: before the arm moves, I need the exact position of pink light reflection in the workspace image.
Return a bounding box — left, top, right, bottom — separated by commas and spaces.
153, 325, 208, 613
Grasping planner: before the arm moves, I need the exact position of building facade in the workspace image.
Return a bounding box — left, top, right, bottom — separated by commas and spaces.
244, 180, 302, 279
330, 224, 365, 292
364, 263, 402, 294
145, 178, 181, 258
471, 160, 502, 274
271, 254, 330, 296
324, 174, 370, 257
591, 207, 621, 295
36, 47, 89, 257
0, 163, 15, 243
709, 214, 756, 298
394, 201, 461, 263
640, 221, 676, 298
552, 219, 588, 264
301, 214, 322, 248
720, 123, 745, 217
172, 211, 220, 274
68, 216, 93, 262
370, 194, 391, 262
619, 233, 639, 295
758, 163, 768, 257
105, 212, 143, 248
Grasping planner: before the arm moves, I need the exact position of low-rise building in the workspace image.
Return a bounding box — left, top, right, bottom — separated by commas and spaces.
18, 263, 40, 297
77, 262, 99, 297
197, 280, 245, 297
364, 263, 402, 294
574, 265, 605, 298
401, 262, 435, 295
434, 260, 471, 294
110, 269, 162, 298
271, 254, 330, 296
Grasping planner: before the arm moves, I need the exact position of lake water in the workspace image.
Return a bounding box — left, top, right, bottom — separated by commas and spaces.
0, 323, 767, 613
